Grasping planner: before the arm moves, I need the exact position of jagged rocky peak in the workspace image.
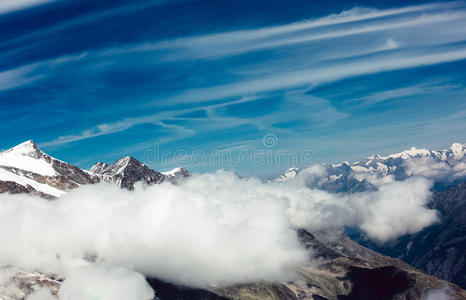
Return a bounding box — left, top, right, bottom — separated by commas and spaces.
89, 161, 110, 174
91, 156, 144, 175
115, 155, 144, 170
89, 156, 189, 190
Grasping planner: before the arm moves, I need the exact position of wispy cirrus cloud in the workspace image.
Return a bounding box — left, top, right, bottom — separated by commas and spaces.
38, 96, 260, 148
156, 48, 466, 105
34, 1, 466, 155
0, 0, 169, 53
0, 53, 86, 92
0, 65, 42, 91
0, 0, 56, 15
105, 2, 466, 61
39, 89, 348, 151
348, 83, 464, 105
3, 1, 466, 171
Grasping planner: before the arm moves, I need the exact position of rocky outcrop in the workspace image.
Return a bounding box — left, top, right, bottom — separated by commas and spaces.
0, 180, 30, 195
0, 270, 62, 300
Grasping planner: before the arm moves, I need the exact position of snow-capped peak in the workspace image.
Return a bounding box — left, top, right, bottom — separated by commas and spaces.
161, 167, 190, 179
331, 161, 350, 168
162, 167, 183, 176
89, 156, 148, 177
0, 140, 56, 176
0, 140, 96, 198
115, 156, 144, 168
4, 140, 41, 157
116, 155, 133, 165
377, 146, 431, 160
274, 167, 300, 182
112, 156, 145, 174
273, 142, 466, 189
89, 162, 110, 174
1, 141, 189, 198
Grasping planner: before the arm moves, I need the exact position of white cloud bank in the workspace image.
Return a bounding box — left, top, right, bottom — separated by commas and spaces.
26, 265, 154, 300
421, 284, 455, 300
27, 287, 55, 300
285, 166, 437, 241
58, 265, 154, 300
0, 169, 438, 298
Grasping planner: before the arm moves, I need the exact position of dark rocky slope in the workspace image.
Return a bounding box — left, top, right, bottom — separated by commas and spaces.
351, 181, 466, 289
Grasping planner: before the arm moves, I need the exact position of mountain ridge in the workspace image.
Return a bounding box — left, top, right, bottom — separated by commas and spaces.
0, 140, 189, 198
274, 142, 466, 192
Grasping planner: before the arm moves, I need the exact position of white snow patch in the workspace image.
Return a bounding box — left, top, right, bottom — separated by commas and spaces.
0, 141, 56, 176
0, 168, 64, 197
379, 146, 431, 160
274, 167, 300, 182
350, 165, 369, 173
376, 162, 389, 174
162, 167, 183, 176
0, 155, 56, 176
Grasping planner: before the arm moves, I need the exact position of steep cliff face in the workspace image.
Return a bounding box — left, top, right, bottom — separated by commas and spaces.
414, 183, 466, 287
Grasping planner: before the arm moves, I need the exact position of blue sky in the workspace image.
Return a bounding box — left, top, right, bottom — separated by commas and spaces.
1, 0, 466, 177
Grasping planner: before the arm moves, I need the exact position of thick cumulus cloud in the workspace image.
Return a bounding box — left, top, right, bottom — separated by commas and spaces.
0, 172, 307, 288
421, 285, 455, 300
26, 265, 154, 300
58, 265, 154, 300
27, 287, 56, 300
354, 177, 437, 240
0, 169, 438, 297
270, 169, 437, 242
405, 157, 466, 181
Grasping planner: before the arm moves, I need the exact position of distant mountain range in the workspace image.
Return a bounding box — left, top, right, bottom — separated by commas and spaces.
274, 142, 466, 192
273, 142, 466, 289
0, 140, 189, 199
1, 140, 466, 299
